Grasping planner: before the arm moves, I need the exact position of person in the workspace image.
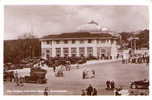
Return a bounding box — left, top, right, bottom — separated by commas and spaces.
44, 87, 49, 96
53, 65, 56, 72
106, 80, 110, 89
92, 88, 97, 96
76, 63, 80, 69
82, 71, 85, 79
92, 70, 95, 78
114, 88, 121, 96
110, 81, 115, 90
86, 84, 93, 96
81, 89, 86, 96
14, 71, 19, 86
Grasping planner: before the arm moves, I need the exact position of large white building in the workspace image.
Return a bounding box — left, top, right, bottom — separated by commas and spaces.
40, 21, 120, 60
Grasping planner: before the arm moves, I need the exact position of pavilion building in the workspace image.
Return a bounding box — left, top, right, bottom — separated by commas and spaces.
40, 21, 120, 60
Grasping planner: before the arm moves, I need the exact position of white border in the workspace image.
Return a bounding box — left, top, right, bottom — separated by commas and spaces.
0, 0, 152, 100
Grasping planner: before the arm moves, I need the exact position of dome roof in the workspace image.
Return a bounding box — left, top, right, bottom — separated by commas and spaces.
77, 20, 101, 32
102, 27, 109, 31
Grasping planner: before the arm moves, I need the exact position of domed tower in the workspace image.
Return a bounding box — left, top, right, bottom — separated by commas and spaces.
77, 20, 102, 32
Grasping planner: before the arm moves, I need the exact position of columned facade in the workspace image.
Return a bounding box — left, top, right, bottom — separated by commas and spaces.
41, 36, 118, 60
41, 21, 119, 60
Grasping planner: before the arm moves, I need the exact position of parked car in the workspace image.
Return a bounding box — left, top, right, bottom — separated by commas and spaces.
130, 79, 149, 89
24, 67, 47, 84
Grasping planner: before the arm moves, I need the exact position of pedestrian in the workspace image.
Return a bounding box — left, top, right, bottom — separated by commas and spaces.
110, 81, 115, 90
92, 88, 97, 96
44, 87, 49, 96
86, 84, 93, 96
14, 71, 19, 86
114, 88, 121, 96
76, 63, 80, 69
92, 70, 95, 78
53, 65, 56, 72
81, 89, 86, 96
106, 80, 110, 89
82, 71, 85, 79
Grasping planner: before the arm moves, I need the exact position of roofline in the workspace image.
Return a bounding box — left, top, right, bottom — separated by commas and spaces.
40, 37, 118, 41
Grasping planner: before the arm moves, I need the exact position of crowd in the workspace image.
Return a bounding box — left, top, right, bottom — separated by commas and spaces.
81, 84, 97, 96
105, 80, 115, 90
122, 54, 149, 64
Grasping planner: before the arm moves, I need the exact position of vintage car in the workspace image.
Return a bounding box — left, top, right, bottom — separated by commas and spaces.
24, 67, 47, 84
130, 79, 149, 89
82, 68, 95, 79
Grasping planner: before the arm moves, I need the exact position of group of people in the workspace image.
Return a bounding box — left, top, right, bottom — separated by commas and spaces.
81, 84, 97, 96
44, 87, 49, 96
122, 54, 149, 64
128, 55, 149, 64
106, 80, 115, 90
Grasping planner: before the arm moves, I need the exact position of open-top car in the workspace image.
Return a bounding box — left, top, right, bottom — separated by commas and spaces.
130, 79, 149, 89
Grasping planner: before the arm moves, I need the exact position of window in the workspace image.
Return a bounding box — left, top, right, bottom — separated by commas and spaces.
63, 48, 69, 56
46, 40, 52, 45
56, 48, 61, 57
80, 40, 84, 44
87, 47, 93, 56
71, 48, 77, 56
64, 40, 68, 44
72, 40, 76, 44
56, 40, 60, 44
88, 39, 92, 43
46, 49, 51, 59
79, 47, 85, 56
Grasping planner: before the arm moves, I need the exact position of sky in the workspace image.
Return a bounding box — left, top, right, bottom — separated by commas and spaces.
4, 5, 149, 40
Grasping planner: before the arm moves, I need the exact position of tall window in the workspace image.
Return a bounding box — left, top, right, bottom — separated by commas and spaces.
79, 47, 85, 56
87, 47, 93, 56
63, 48, 69, 57
71, 48, 77, 57
46, 49, 51, 59
56, 48, 61, 57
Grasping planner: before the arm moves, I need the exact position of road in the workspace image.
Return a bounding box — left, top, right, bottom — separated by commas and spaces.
4, 61, 149, 95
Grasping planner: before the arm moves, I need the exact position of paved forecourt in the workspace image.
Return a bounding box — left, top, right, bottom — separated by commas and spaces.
4, 61, 149, 95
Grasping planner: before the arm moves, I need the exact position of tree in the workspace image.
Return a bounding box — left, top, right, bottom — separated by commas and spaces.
4, 33, 41, 64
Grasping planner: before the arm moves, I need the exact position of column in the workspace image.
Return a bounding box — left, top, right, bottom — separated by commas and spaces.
52, 40, 56, 57
69, 47, 71, 57
61, 48, 63, 57
76, 47, 79, 57
84, 47, 87, 57
93, 46, 97, 57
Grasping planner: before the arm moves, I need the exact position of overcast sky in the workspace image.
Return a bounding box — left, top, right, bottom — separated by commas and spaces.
4, 5, 149, 40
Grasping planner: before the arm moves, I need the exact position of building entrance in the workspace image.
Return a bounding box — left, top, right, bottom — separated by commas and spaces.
100, 49, 106, 59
